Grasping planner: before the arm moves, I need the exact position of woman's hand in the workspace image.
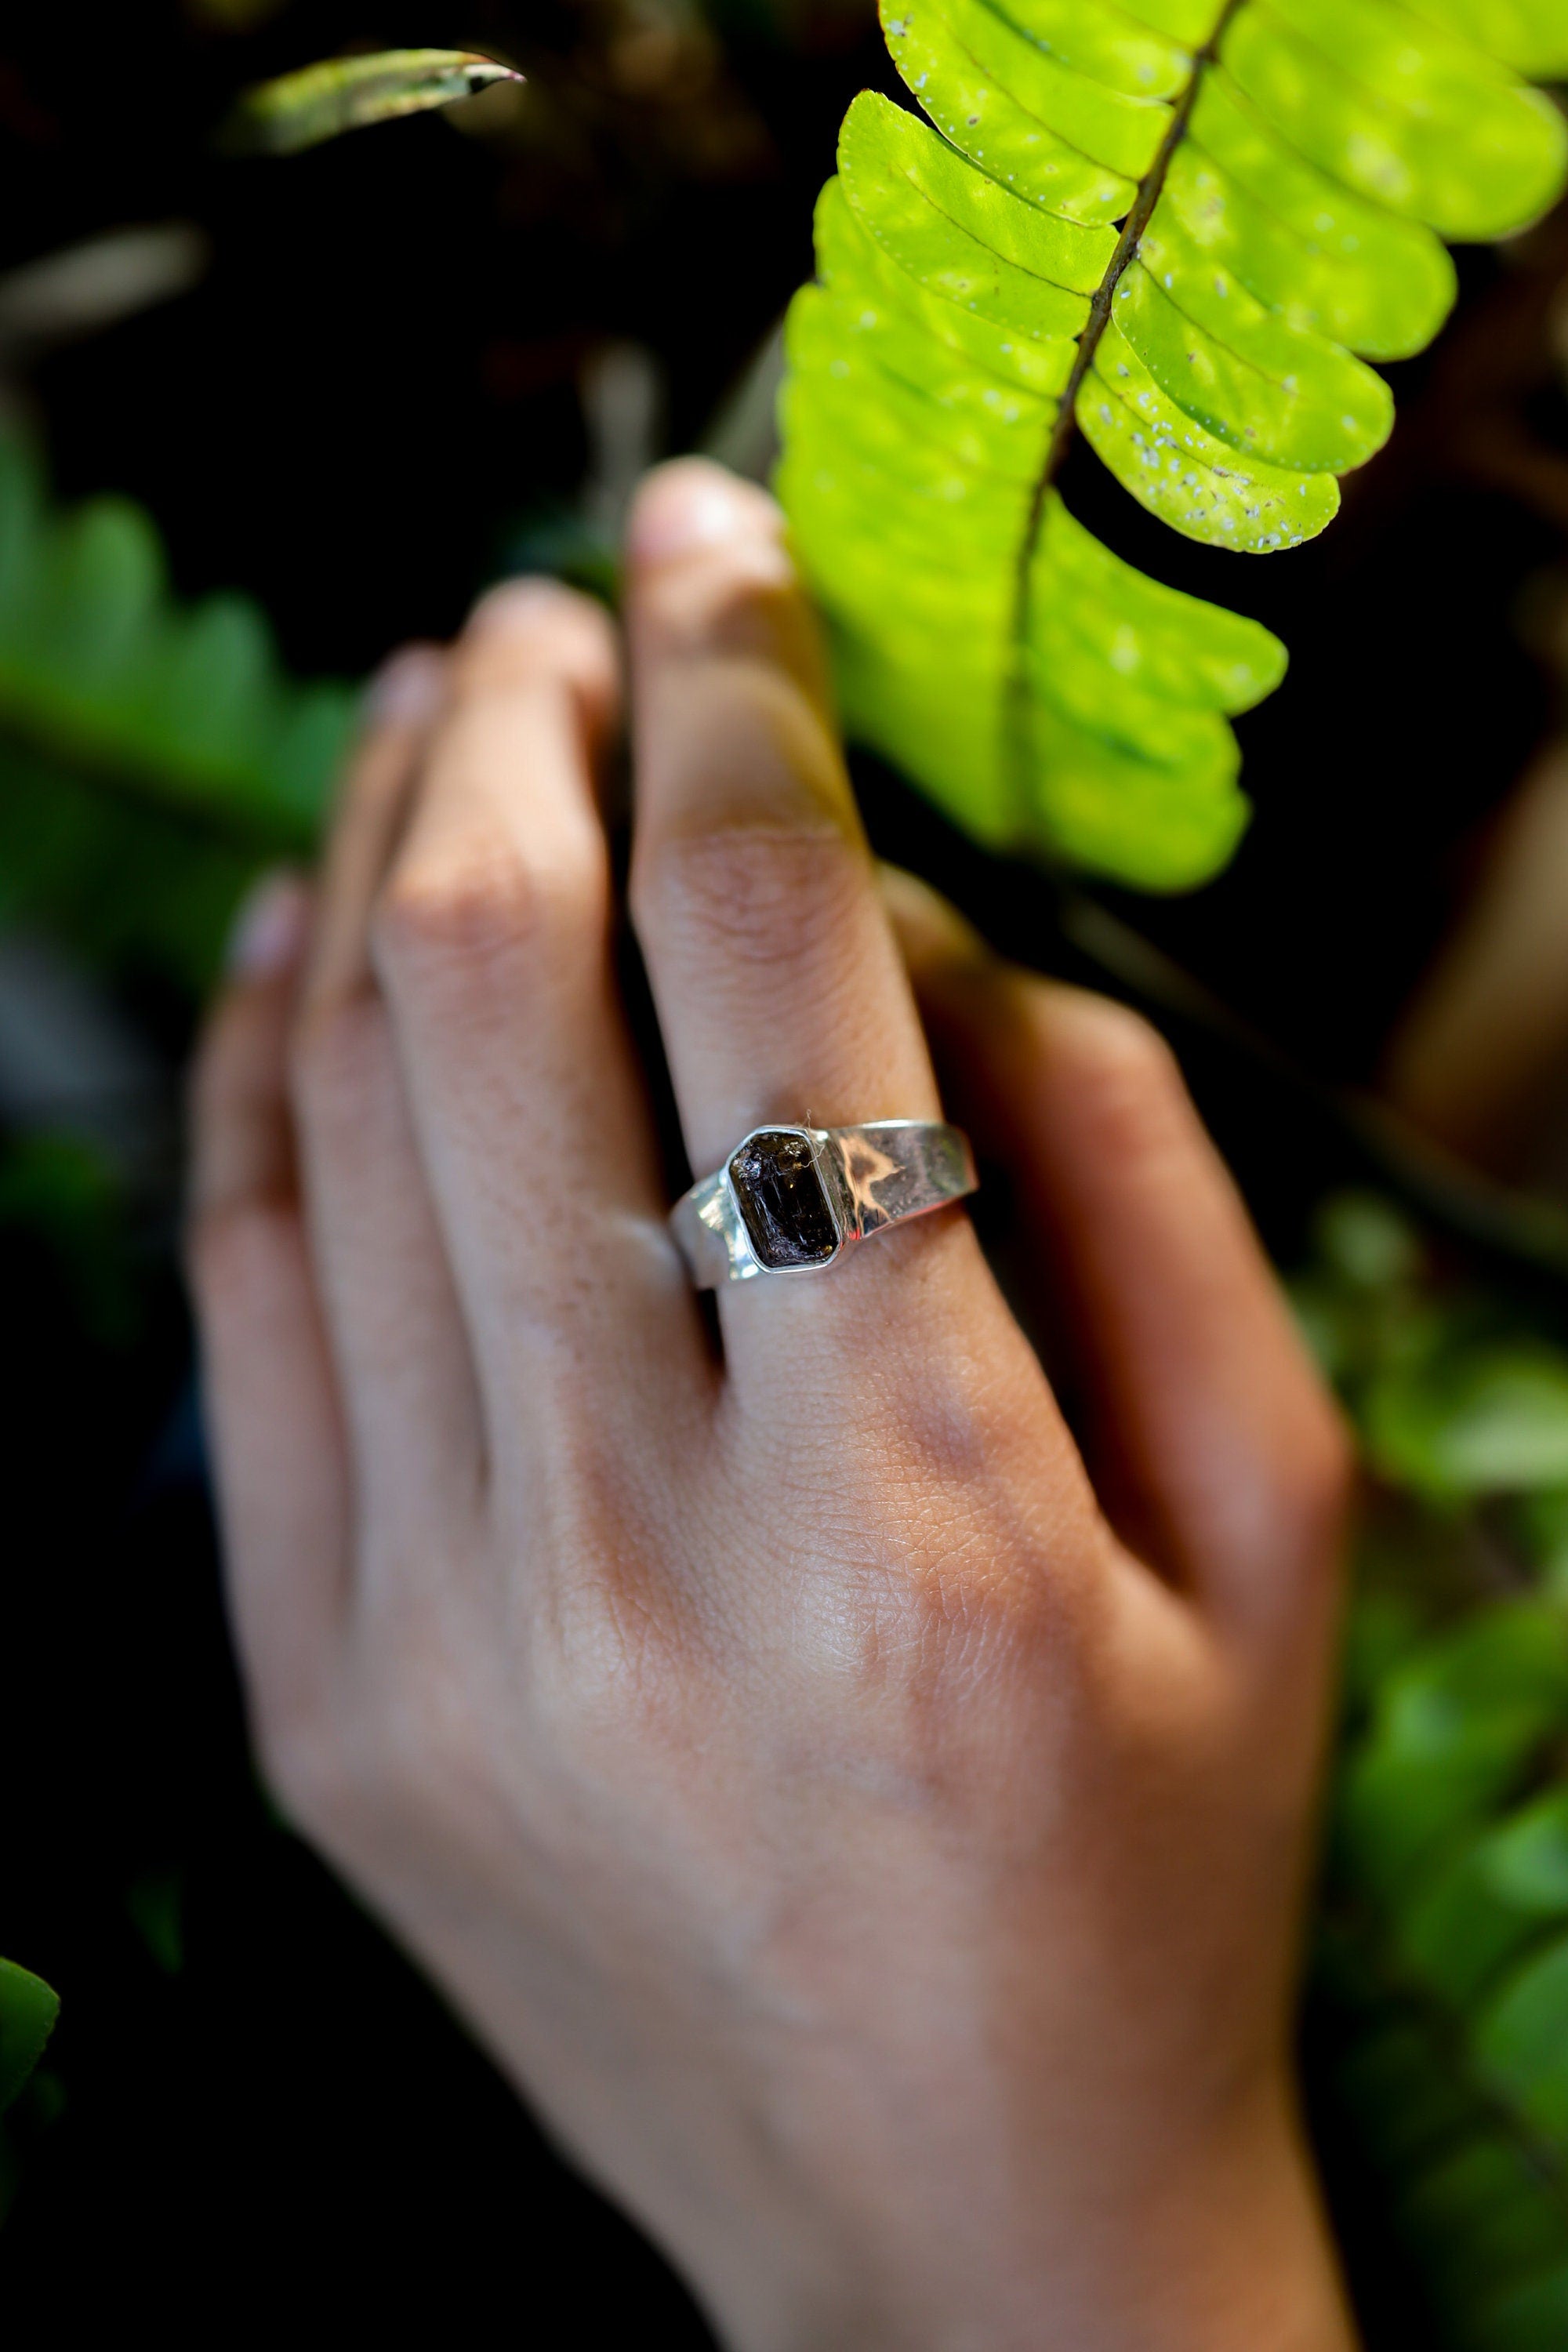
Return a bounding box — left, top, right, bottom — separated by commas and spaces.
189, 461, 1356, 2351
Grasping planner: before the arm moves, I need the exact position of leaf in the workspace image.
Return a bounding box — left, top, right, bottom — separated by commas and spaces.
224, 49, 521, 158
1365, 1343, 1568, 1502
0, 434, 354, 987
1472, 2260, 1568, 2352
1394, 2138, 1568, 2318
0, 1960, 58, 2116
779, 1, 1568, 889
1334, 1604, 1568, 1908
1477, 1936, 1568, 2151
0, 430, 352, 852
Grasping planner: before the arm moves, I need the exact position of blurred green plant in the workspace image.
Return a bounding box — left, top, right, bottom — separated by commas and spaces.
0, 434, 354, 990
778, 0, 1568, 889
1301, 1196, 1568, 2349
0, 1961, 57, 2120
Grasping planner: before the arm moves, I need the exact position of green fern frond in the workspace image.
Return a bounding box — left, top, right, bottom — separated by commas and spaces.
0, 438, 352, 841
779, 0, 1568, 890
0, 436, 354, 982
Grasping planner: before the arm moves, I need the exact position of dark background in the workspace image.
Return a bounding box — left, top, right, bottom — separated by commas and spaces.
2, 1, 1566, 2333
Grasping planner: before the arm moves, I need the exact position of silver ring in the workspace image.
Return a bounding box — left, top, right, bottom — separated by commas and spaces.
670, 1121, 978, 1288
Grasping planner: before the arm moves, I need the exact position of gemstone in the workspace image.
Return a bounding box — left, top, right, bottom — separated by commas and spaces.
728, 1129, 840, 1270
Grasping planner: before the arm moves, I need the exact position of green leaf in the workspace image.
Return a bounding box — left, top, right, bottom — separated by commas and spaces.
224, 49, 521, 157
0, 434, 354, 985
1483, 1792, 1568, 1918
779, 0, 1568, 890
1477, 1936, 1568, 2151
1472, 2260, 1568, 2352
1335, 1605, 1568, 1907
1365, 1343, 1568, 1501
1407, 0, 1568, 80
1394, 2138, 1568, 2317
0, 1961, 57, 2117
1317, 1192, 1425, 1294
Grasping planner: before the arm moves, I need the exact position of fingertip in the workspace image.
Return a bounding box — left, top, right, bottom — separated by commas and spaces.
624, 458, 784, 573
455, 575, 621, 741
622, 460, 824, 709
1028, 986, 1181, 1100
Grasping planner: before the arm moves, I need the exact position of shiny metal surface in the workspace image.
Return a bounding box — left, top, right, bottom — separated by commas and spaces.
670, 1120, 978, 1289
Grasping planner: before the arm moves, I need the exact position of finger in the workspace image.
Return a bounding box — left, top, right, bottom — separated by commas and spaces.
371, 581, 709, 1475
625, 461, 942, 1180
886, 870, 1352, 1652
292, 649, 486, 1542
307, 647, 447, 1007
623, 463, 990, 1400
187, 873, 347, 1744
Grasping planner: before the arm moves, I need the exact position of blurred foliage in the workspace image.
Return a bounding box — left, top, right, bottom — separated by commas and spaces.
1303, 1196, 1568, 2349
0, 1962, 58, 2120
0, 1132, 137, 1345
0, 434, 353, 991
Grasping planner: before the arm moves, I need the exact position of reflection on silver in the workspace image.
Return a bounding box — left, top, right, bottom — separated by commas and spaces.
670, 1120, 978, 1290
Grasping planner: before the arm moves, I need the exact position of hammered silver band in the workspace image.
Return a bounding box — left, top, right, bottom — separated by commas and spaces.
671, 1120, 978, 1290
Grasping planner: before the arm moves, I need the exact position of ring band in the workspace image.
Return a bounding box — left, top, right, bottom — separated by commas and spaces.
670, 1121, 978, 1288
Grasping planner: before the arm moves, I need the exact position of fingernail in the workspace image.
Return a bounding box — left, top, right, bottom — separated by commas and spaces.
626, 464, 776, 568
227, 871, 310, 981
364, 644, 446, 724
361, 644, 445, 728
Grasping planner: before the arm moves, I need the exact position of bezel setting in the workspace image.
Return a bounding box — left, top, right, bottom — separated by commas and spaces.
724, 1125, 846, 1275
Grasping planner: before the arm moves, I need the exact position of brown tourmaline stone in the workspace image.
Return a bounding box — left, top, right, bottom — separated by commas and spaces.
728, 1130, 839, 1270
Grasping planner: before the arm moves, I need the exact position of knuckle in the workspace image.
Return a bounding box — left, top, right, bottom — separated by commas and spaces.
252, 1697, 347, 1839
373, 839, 601, 993
1062, 983, 1185, 1110
1053, 996, 1185, 1163
633, 819, 866, 983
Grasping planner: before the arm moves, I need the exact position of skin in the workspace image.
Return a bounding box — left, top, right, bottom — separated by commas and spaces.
189, 459, 1358, 2352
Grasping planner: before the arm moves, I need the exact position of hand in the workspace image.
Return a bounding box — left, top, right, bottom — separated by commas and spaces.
189, 460, 1356, 2352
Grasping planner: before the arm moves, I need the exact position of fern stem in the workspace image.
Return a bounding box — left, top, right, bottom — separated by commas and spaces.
1004, 0, 1247, 817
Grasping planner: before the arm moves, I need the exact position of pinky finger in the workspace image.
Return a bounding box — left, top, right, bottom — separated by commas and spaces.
187, 873, 348, 1772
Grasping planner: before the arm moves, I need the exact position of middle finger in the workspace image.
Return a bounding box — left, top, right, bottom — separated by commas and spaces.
625, 463, 972, 1367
